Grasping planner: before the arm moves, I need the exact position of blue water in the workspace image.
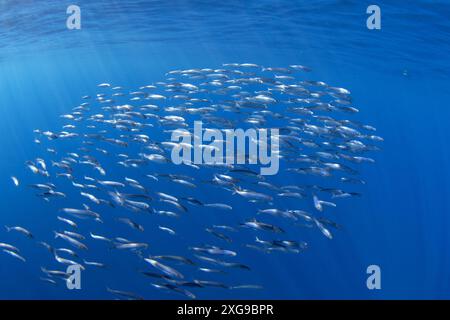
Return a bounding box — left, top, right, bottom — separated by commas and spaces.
0, 0, 449, 299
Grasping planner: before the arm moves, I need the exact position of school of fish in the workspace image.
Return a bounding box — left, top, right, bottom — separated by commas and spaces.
4, 63, 383, 299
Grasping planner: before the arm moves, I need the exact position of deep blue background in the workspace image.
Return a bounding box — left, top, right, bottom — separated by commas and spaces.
0, 1, 449, 299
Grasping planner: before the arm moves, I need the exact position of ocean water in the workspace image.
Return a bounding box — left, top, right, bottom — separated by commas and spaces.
0, 0, 449, 300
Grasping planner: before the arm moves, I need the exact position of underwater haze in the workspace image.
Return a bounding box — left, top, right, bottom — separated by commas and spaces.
0, 1, 449, 299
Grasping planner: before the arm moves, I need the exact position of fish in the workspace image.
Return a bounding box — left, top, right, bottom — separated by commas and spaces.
314, 218, 333, 239
55, 248, 78, 257
156, 192, 178, 202
11, 176, 19, 187
233, 188, 273, 202
0, 242, 20, 252
54, 253, 83, 269
172, 179, 196, 188
160, 199, 188, 213
150, 255, 195, 266
40, 267, 70, 279
39, 241, 55, 253
182, 197, 203, 206
158, 226, 176, 235
144, 258, 184, 279
80, 192, 101, 204
28, 183, 55, 191
190, 245, 237, 257
17, 63, 382, 299
57, 216, 78, 228
97, 180, 125, 188
84, 260, 106, 268
90, 232, 111, 242
63, 230, 85, 240
193, 280, 229, 289
231, 285, 263, 290
54, 232, 88, 250
117, 218, 144, 232
198, 268, 226, 274
106, 287, 143, 300
313, 195, 336, 212
115, 242, 148, 250
60, 205, 101, 220
195, 255, 250, 270
40, 277, 57, 285
241, 219, 285, 233
204, 203, 233, 211
151, 283, 195, 299
206, 228, 232, 243
5, 226, 33, 238
2, 249, 26, 262
258, 208, 297, 220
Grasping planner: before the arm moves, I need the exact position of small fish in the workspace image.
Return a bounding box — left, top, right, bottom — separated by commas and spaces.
158, 226, 176, 235
241, 220, 284, 233
198, 268, 225, 274
144, 258, 184, 279
55, 248, 78, 257
40, 277, 57, 285
190, 245, 237, 257
0, 242, 20, 252
80, 192, 101, 204
151, 283, 196, 299
40, 267, 70, 279
313, 195, 336, 212
115, 242, 148, 250
90, 232, 111, 242
97, 180, 125, 188
54, 232, 88, 250
2, 249, 26, 262
106, 287, 143, 300
57, 216, 78, 228
231, 285, 263, 290
63, 230, 85, 240
206, 228, 232, 242
84, 260, 106, 268
54, 254, 83, 269
11, 176, 19, 187
233, 188, 273, 202
150, 255, 195, 266
117, 218, 144, 232
314, 218, 333, 239
204, 203, 233, 210
5, 226, 33, 238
